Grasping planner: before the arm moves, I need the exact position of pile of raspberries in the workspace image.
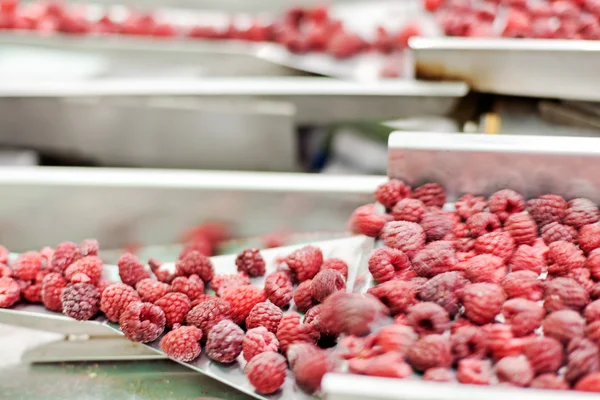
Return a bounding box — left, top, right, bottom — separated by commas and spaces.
347, 179, 600, 392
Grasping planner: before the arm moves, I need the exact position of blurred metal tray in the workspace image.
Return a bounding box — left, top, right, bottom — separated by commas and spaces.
410, 37, 600, 101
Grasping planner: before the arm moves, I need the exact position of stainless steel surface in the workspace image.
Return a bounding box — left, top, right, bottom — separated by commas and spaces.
388, 131, 600, 203
410, 37, 600, 101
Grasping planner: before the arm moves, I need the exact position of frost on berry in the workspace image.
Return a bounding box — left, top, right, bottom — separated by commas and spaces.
235, 248, 265, 277
504, 213, 538, 245
380, 221, 426, 258
211, 272, 252, 295
580, 223, 600, 254
459, 282, 506, 325
321, 292, 388, 336
23, 282, 42, 303
488, 189, 525, 222
246, 352, 287, 395
523, 336, 564, 374
64, 256, 103, 285
531, 373, 570, 390
495, 356, 534, 387
264, 271, 293, 308
118, 252, 151, 288
219, 285, 266, 324
175, 251, 214, 283
575, 372, 600, 391
349, 352, 413, 379
544, 277, 589, 312
276, 312, 319, 353
466, 212, 501, 238
406, 302, 450, 335
392, 198, 427, 223
206, 319, 244, 363
135, 279, 171, 304
419, 271, 468, 316
100, 282, 140, 322
310, 269, 345, 303
148, 258, 175, 284
160, 325, 203, 362
483, 324, 523, 360
79, 239, 99, 257
501, 271, 544, 302
474, 231, 515, 262
585, 300, 600, 324
566, 338, 600, 384
11, 251, 42, 281
49, 241, 81, 273
457, 359, 492, 385
451, 325, 486, 360
564, 198, 600, 229
292, 345, 332, 393
155, 292, 191, 328
463, 254, 506, 284
413, 183, 446, 208
246, 301, 283, 334
423, 367, 454, 382
547, 241, 585, 276
420, 210, 454, 241
455, 194, 487, 220
285, 245, 323, 282
367, 279, 416, 315
0, 277, 20, 308
412, 241, 458, 278
41, 273, 67, 311
349, 204, 391, 237
527, 194, 567, 227
502, 298, 545, 337
293, 280, 316, 313
508, 244, 546, 275
186, 297, 231, 335
543, 309, 585, 344
374, 179, 411, 209
242, 327, 279, 362
119, 301, 166, 343
407, 334, 452, 371
321, 258, 348, 280
368, 247, 411, 283
541, 222, 579, 245
171, 275, 205, 301
374, 324, 418, 355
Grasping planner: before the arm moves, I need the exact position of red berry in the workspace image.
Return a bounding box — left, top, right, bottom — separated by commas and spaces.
508, 244, 546, 275
219, 285, 266, 324
523, 336, 564, 374
60, 283, 100, 321
0, 264, 10, 278
322, 292, 388, 336
381, 221, 426, 258
235, 248, 265, 277
211, 272, 251, 295
292, 345, 331, 393
276, 312, 319, 353
585, 300, 600, 323
413, 183, 446, 208
501, 271, 544, 302
285, 245, 323, 282
23, 282, 42, 303
0, 245, 8, 265
423, 367, 453, 382
456, 194, 487, 220
186, 297, 231, 335
206, 319, 244, 363
368, 247, 411, 283
0, 276, 20, 308
412, 241, 458, 278
579, 223, 600, 254
504, 213, 537, 245
527, 194, 567, 227
264, 271, 293, 308
502, 298, 545, 337
349, 352, 413, 378
463, 254, 506, 284
407, 302, 450, 335
171, 274, 204, 301
495, 356, 534, 387
321, 258, 348, 280
246, 301, 283, 334
148, 258, 174, 284
243, 327, 279, 362
543, 309, 585, 343
451, 325, 486, 360
293, 280, 316, 312
374, 324, 418, 355
119, 301, 165, 343
460, 283, 506, 325
367, 279, 416, 315
176, 251, 214, 283
160, 325, 202, 362
11, 251, 42, 281
49, 241, 81, 273
79, 238, 99, 257
566, 337, 600, 383
531, 373, 569, 390
246, 351, 287, 394
544, 277, 589, 312
419, 271, 468, 316
64, 256, 103, 285
541, 222, 578, 245
575, 372, 600, 391
547, 241, 585, 276
488, 189, 525, 222
392, 198, 427, 223
407, 334, 452, 371
374, 179, 411, 209
466, 212, 501, 238
457, 359, 492, 385
41, 272, 67, 311
474, 231, 515, 262
310, 269, 345, 303
118, 252, 151, 288
349, 204, 391, 237
100, 283, 140, 322
328, 31, 365, 59
421, 210, 454, 241
564, 198, 600, 228
135, 279, 170, 304
155, 292, 191, 328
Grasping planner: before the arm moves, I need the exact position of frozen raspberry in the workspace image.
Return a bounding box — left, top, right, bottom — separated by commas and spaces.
474, 231, 515, 262
460, 283, 506, 325
508, 244, 546, 274
483, 324, 523, 360
502, 298, 544, 337
392, 198, 427, 223
564, 198, 600, 228
504, 213, 537, 245
79, 239, 99, 257
171, 275, 204, 301
303, 304, 335, 337
96, 279, 113, 294
100, 283, 140, 322
407, 302, 450, 335
210, 272, 252, 294
321, 258, 348, 280
246, 302, 283, 333
118, 252, 151, 288
175, 251, 214, 283
541, 222, 578, 245
466, 212, 501, 238
310, 269, 345, 303
455, 194, 487, 220
120, 301, 165, 343
413, 183, 446, 208
135, 279, 170, 304
155, 292, 191, 328
285, 245, 323, 283
374, 324, 417, 355
381, 221, 426, 258
23, 282, 42, 303
243, 327, 279, 362
570, 268, 595, 292
49, 241, 81, 273
407, 334, 452, 371
276, 312, 319, 352
488, 189, 525, 222
246, 351, 286, 394
349, 204, 391, 237
527, 194, 567, 227
367, 279, 416, 315
349, 352, 413, 378
547, 241, 585, 276
545, 277, 589, 313
368, 247, 410, 283
321, 292, 388, 336
148, 258, 175, 284
423, 368, 453, 382
579, 223, 600, 254
0, 245, 8, 265
501, 271, 543, 302
293, 280, 315, 312
160, 325, 203, 362
0, 264, 10, 278
219, 285, 266, 324
457, 359, 492, 385
186, 297, 231, 335
566, 337, 600, 383
588, 249, 600, 281
575, 372, 600, 391
451, 325, 486, 360
463, 254, 506, 284
41, 273, 67, 311
205, 319, 244, 363
61, 283, 100, 321
64, 256, 103, 285
495, 356, 534, 387
11, 251, 42, 281
420, 210, 454, 241
374, 179, 411, 209
235, 248, 265, 277
0, 277, 20, 308
287, 342, 322, 369
179, 237, 212, 260
587, 321, 600, 345
585, 300, 600, 324
264, 271, 293, 308
523, 336, 564, 374
337, 335, 378, 360
543, 309, 585, 343
292, 346, 331, 393
531, 373, 569, 390
419, 271, 467, 316
412, 241, 458, 278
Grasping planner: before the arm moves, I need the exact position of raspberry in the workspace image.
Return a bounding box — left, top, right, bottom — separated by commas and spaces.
0, 264, 10, 278
118, 252, 151, 288
235, 248, 265, 277
419, 271, 468, 316
148, 258, 174, 284
303, 304, 335, 338
41, 273, 67, 311
483, 324, 524, 360
406, 302, 450, 335
155, 292, 191, 328
413, 183, 446, 208
504, 213, 537, 245
452, 223, 470, 240
186, 297, 231, 335
457, 359, 492, 385
375, 324, 417, 355
508, 244, 546, 274
349, 204, 391, 237
451, 325, 486, 360
61, 283, 100, 321
287, 342, 322, 369
0, 277, 20, 308
292, 346, 331, 393
588, 249, 600, 281
171, 275, 204, 301
456, 194, 487, 220
310, 269, 345, 303
205, 319, 244, 363
407, 334, 452, 371
586, 321, 600, 345
175, 251, 214, 283
49, 241, 81, 273
466, 212, 501, 238
323, 291, 389, 336
420, 210, 454, 241
585, 300, 600, 323
474, 231, 515, 262
374, 179, 411, 209
564, 198, 600, 228
459, 283, 506, 325
23, 283, 42, 303
502, 298, 544, 337
160, 325, 202, 362
488, 189, 525, 222
463, 254, 506, 284
531, 373, 569, 390
527, 194, 567, 227
392, 198, 427, 223
495, 356, 534, 387
501, 271, 544, 302
246, 352, 287, 394
544, 277, 589, 312
368, 247, 411, 283
321, 258, 348, 280
79, 239, 99, 257
97, 279, 114, 294
547, 241, 585, 276
0, 245, 8, 265
380, 221, 426, 258
285, 245, 323, 282
523, 336, 564, 374
242, 327, 279, 362
570, 268, 595, 292
543, 309, 585, 343
246, 302, 283, 333
264, 271, 293, 308
575, 372, 600, 391
566, 337, 600, 383
219, 285, 266, 324
412, 241, 458, 278
349, 352, 413, 378
541, 222, 578, 245
11, 251, 42, 281
276, 312, 319, 352
367, 279, 416, 315
100, 283, 141, 322
293, 280, 315, 312
135, 279, 170, 304
579, 223, 600, 254
64, 256, 103, 285
423, 368, 453, 382
119, 301, 165, 343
